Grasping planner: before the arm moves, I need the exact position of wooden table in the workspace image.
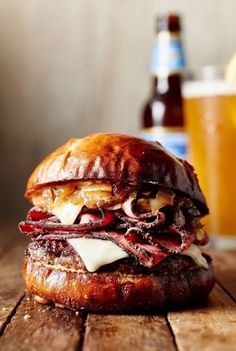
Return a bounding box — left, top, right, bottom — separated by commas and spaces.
0, 223, 236, 351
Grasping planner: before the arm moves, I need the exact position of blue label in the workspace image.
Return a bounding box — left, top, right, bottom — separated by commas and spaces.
151, 36, 186, 75
140, 130, 188, 159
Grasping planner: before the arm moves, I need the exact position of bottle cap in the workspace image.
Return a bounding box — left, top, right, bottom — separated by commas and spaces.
156, 14, 181, 33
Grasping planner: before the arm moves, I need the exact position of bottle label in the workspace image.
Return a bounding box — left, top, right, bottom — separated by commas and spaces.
140, 127, 188, 159
151, 32, 186, 76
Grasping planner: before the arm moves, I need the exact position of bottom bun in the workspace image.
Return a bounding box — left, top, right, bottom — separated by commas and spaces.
23, 240, 215, 312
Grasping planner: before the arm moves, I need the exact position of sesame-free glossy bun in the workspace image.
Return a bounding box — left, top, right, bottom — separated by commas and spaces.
25, 133, 208, 214
23, 240, 215, 312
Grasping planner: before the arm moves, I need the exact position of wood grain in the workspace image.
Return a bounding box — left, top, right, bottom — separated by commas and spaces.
0, 296, 83, 351
211, 250, 236, 301
83, 314, 176, 351
0, 237, 26, 333
0, 241, 236, 351
168, 284, 236, 351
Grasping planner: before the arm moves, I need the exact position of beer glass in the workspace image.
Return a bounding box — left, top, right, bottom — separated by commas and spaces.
184, 80, 236, 243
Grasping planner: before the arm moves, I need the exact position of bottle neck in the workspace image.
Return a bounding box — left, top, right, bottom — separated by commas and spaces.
157, 30, 181, 40
151, 30, 186, 77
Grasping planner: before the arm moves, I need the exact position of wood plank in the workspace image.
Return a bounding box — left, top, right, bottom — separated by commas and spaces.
168, 284, 236, 351
83, 314, 176, 351
0, 237, 26, 333
211, 250, 236, 301
0, 296, 83, 351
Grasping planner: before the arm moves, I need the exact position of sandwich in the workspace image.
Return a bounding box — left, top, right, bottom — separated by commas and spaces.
19, 133, 215, 311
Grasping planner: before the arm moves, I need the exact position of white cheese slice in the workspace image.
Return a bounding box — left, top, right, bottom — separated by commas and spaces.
54, 201, 128, 272
67, 238, 128, 272
182, 243, 208, 269
53, 199, 207, 272
52, 202, 83, 225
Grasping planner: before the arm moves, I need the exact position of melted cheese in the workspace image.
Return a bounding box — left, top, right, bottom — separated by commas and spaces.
52, 202, 83, 225
52, 196, 129, 272
196, 228, 205, 241
33, 183, 208, 272
53, 202, 208, 271
182, 244, 208, 269
67, 238, 128, 272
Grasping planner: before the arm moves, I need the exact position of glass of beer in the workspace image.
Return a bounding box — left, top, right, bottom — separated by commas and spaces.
184, 79, 236, 242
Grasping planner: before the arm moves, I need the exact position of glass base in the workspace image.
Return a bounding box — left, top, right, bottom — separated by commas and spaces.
209, 236, 236, 250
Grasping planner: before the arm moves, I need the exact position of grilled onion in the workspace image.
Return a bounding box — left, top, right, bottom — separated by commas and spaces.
138, 189, 174, 212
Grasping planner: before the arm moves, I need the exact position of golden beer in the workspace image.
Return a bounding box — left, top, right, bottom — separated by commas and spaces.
184, 81, 236, 236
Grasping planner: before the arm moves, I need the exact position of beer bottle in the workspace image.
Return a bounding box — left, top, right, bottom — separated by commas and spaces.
140, 14, 187, 158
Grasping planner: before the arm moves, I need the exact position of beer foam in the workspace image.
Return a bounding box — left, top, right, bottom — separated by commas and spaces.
183, 80, 236, 98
